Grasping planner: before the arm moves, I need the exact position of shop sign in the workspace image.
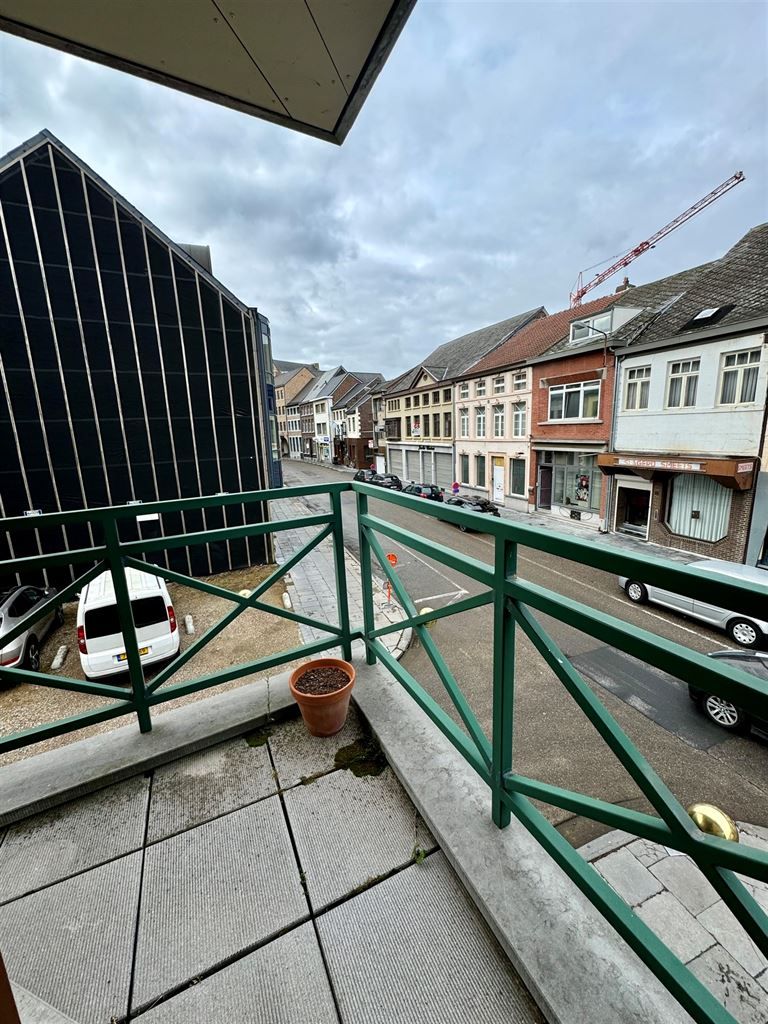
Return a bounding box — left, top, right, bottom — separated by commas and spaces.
737, 461, 754, 473
418, 445, 435, 451
617, 457, 702, 472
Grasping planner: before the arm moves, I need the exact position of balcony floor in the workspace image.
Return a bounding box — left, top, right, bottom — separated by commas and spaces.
0, 705, 542, 1024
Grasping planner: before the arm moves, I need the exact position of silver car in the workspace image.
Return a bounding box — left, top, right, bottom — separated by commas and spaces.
619, 558, 768, 648
0, 585, 62, 672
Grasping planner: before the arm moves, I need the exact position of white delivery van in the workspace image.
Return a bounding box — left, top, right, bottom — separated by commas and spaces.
77, 568, 180, 680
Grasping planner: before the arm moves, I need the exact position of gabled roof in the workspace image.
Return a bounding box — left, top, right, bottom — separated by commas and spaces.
469, 294, 618, 374
617, 223, 768, 351
291, 366, 345, 406
334, 375, 384, 411
0, 130, 255, 317
384, 307, 545, 394
274, 359, 311, 373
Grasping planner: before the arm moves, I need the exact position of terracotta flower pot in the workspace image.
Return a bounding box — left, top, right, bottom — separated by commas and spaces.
289, 658, 356, 737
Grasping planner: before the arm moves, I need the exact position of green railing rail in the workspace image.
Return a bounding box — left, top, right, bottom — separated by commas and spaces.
2, 481, 767, 1024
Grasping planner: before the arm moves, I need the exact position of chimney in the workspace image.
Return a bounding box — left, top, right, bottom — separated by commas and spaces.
614, 276, 634, 294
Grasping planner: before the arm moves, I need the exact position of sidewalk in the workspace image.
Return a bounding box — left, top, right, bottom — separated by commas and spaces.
270, 492, 411, 660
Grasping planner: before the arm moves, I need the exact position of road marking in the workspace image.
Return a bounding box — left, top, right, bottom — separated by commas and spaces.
414, 590, 467, 604
386, 538, 467, 592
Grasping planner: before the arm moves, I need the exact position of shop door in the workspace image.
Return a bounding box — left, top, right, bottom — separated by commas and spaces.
537, 465, 552, 509
435, 452, 453, 490
616, 486, 650, 537
492, 457, 504, 503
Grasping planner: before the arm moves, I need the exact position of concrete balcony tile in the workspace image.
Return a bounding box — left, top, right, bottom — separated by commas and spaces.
140, 922, 338, 1023
318, 852, 542, 1023
284, 765, 435, 911
269, 705, 365, 788
132, 796, 307, 1011
594, 846, 664, 907
688, 945, 768, 1023
697, 900, 768, 978
650, 855, 719, 916
147, 737, 276, 843
636, 892, 714, 964
0, 852, 142, 1024
0, 775, 148, 902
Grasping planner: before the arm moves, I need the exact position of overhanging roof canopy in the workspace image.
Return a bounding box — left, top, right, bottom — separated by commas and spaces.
0, 0, 415, 143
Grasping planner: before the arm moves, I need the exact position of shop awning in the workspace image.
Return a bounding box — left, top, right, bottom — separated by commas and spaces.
597, 453, 757, 491
0, 0, 415, 143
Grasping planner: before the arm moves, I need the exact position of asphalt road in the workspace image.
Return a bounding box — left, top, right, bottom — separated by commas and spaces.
283, 460, 768, 846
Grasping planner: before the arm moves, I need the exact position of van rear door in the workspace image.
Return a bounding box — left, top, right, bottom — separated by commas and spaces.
84, 596, 169, 665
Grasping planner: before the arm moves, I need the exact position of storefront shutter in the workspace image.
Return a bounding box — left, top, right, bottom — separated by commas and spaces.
667, 475, 731, 542
406, 450, 420, 482
388, 448, 404, 476
435, 452, 453, 489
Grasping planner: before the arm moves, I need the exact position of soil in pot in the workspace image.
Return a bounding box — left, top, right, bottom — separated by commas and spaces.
294, 666, 349, 695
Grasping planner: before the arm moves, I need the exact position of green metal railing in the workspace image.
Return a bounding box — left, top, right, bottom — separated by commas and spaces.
2, 481, 767, 1024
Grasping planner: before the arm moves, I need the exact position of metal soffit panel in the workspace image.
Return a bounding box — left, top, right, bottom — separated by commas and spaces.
0, 0, 414, 143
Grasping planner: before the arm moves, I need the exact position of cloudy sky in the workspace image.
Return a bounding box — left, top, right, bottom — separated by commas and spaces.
1, 1, 765, 376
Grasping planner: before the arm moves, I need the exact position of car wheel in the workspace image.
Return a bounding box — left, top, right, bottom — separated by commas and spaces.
25, 636, 40, 673
625, 580, 648, 604
728, 618, 761, 648
458, 523, 468, 533
700, 693, 750, 734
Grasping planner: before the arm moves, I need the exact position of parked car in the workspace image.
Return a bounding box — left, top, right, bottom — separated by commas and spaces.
402, 483, 445, 502
620, 558, 768, 648
371, 473, 403, 490
688, 651, 768, 735
353, 468, 378, 483
0, 585, 63, 672
77, 568, 179, 680
445, 494, 501, 531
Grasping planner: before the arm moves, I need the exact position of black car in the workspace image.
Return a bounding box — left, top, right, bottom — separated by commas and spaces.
402, 483, 444, 502
371, 473, 403, 490
445, 494, 501, 532
353, 469, 378, 483
688, 650, 768, 735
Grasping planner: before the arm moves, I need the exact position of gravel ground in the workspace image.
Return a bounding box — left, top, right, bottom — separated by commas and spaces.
0, 564, 302, 767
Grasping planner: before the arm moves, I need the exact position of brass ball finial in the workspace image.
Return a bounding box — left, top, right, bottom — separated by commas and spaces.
687, 803, 740, 843
419, 607, 436, 629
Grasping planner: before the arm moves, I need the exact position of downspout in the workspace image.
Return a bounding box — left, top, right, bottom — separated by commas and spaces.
603, 348, 620, 534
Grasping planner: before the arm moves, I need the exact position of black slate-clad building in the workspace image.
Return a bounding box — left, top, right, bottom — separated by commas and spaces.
0, 131, 280, 584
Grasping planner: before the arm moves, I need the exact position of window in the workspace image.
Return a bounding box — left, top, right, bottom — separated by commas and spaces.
548, 382, 599, 420
405, 416, 411, 437
493, 404, 504, 437
444, 411, 452, 436
405, 396, 411, 409
460, 408, 469, 438
422, 415, 430, 436
422, 392, 430, 406
512, 401, 526, 436
433, 391, 440, 403
460, 454, 469, 484
433, 413, 440, 437
412, 416, 421, 436
719, 349, 760, 405
667, 475, 731, 542
569, 311, 613, 343
413, 394, 420, 407
510, 459, 526, 495
475, 454, 486, 487
443, 389, 451, 402
512, 371, 526, 391
493, 376, 505, 394
475, 379, 486, 397
624, 366, 651, 410
458, 383, 469, 399
539, 451, 603, 512
667, 359, 700, 408
475, 406, 486, 438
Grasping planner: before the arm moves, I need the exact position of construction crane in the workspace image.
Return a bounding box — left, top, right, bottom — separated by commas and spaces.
570, 171, 746, 306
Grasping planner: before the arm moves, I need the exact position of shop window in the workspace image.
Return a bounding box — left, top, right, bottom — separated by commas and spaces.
624, 366, 651, 410
666, 475, 731, 542
666, 358, 699, 408
509, 458, 526, 496
540, 452, 602, 512
719, 349, 761, 405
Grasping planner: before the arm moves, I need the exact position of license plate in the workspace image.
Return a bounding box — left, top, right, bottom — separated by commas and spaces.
115, 647, 150, 663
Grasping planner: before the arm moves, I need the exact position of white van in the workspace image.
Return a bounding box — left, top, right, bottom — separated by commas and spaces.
77, 568, 180, 680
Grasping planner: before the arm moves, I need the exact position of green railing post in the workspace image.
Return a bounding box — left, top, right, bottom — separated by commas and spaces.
330, 490, 353, 662
355, 491, 377, 665
103, 517, 152, 734
492, 535, 516, 828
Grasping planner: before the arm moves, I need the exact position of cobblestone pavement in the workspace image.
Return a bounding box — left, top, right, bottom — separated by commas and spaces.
580, 824, 768, 1023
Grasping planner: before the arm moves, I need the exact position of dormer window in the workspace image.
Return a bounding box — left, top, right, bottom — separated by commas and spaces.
569, 311, 613, 343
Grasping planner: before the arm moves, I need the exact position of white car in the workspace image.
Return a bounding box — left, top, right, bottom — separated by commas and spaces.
77, 568, 180, 680
619, 558, 768, 648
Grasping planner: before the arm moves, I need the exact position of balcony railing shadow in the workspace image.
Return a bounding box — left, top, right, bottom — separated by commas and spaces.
1, 480, 767, 1024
